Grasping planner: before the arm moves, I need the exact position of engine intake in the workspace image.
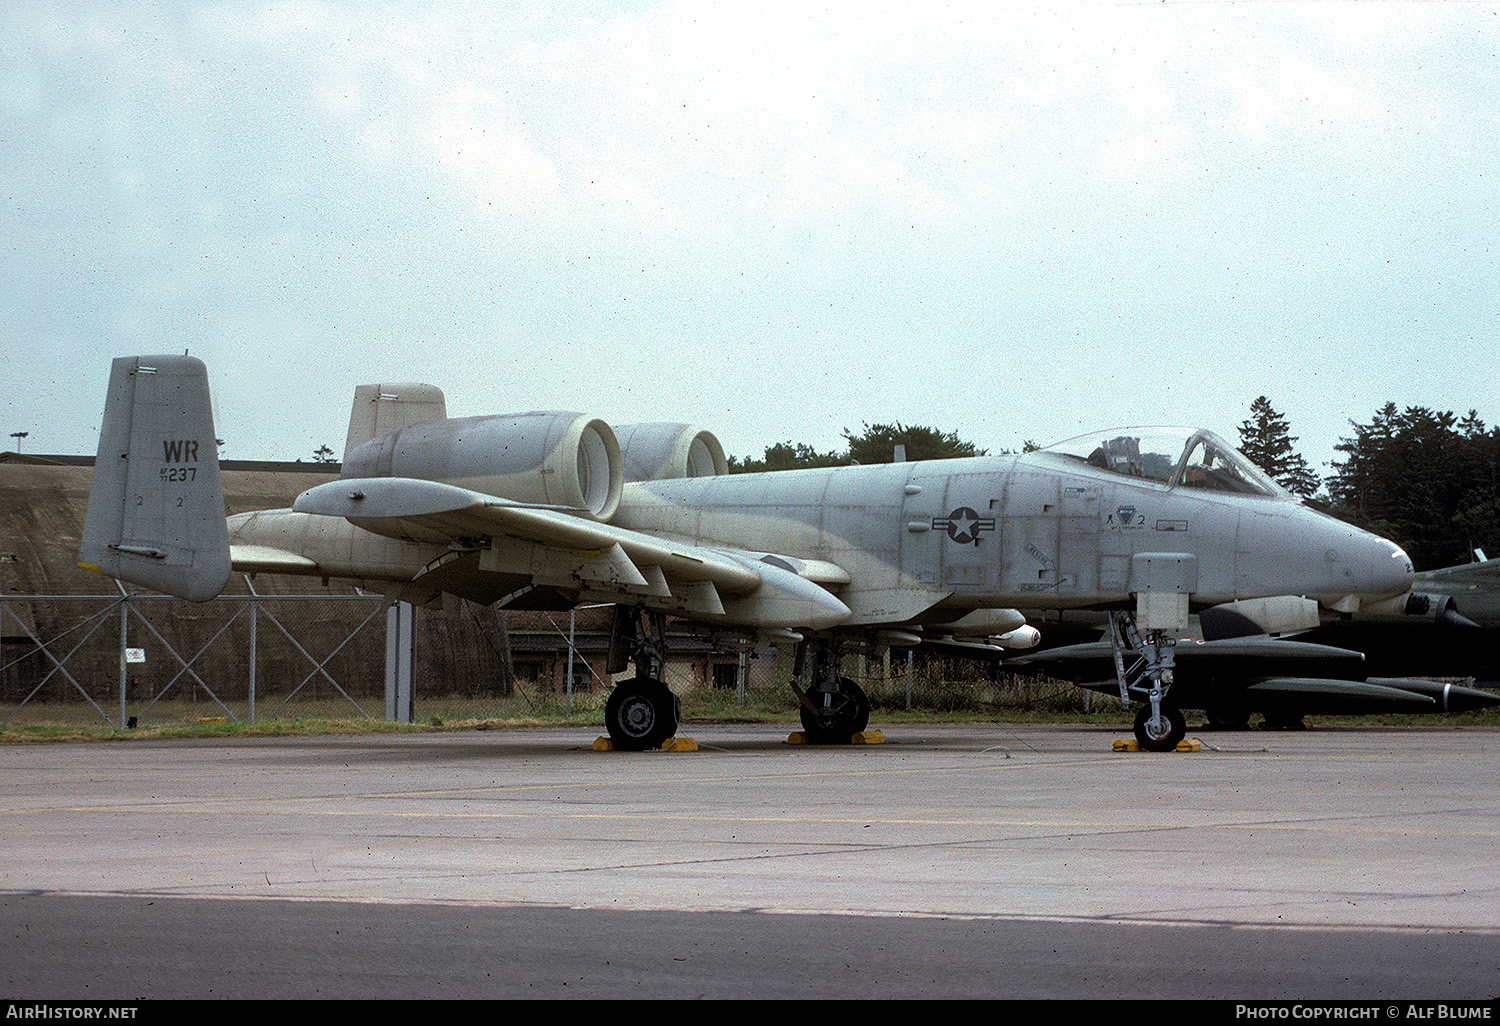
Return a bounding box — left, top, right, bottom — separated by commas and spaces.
614, 423, 727, 481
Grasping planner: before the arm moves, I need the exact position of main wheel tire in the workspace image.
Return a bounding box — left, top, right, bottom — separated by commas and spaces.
1205, 700, 1251, 731
798, 678, 870, 744
1133, 703, 1187, 752
1260, 709, 1306, 731
604, 676, 680, 751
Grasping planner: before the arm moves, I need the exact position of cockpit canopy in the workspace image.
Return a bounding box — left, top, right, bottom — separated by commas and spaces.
1036, 427, 1283, 497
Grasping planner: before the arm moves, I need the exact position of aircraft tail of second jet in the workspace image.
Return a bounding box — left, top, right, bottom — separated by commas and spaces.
78, 355, 230, 601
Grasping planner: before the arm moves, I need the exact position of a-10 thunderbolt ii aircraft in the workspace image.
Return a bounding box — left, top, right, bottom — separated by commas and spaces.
78, 355, 1415, 751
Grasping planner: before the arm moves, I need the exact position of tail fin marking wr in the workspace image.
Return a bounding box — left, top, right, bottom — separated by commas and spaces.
78, 355, 230, 601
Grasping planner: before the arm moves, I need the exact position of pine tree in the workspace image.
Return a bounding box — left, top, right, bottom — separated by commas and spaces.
1328, 404, 1498, 570
729, 424, 984, 471
727, 440, 847, 473
1237, 397, 1320, 497
843, 422, 984, 464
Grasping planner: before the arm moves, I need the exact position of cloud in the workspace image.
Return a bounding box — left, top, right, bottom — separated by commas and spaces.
423, 82, 566, 219
2, 1, 1496, 467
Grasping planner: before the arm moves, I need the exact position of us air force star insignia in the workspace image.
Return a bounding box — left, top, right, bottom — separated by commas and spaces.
932, 507, 995, 545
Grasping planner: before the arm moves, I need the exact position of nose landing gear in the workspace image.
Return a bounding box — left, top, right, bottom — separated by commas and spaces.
1133, 702, 1187, 752
1111, 610, 1187, 752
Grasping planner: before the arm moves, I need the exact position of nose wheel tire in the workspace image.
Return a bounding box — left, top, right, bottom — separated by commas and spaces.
604, 676, 680, 751
1133, 703, 1187, 752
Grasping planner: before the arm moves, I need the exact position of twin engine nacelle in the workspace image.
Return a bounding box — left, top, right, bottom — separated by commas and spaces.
614, 422, 727, 483
341, 412, 726, 522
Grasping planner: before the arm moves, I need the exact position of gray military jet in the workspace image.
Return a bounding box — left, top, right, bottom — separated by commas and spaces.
78, 356, 1415, 751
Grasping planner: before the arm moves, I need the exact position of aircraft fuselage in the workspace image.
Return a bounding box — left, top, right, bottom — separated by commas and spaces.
612, 449, 1414, 627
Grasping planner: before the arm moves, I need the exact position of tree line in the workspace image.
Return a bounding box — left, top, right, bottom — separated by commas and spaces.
1238, 397, 1500, 570
1319, 404, 1499, 571
728, 399, 1500, 573
726, 422, 1000, 472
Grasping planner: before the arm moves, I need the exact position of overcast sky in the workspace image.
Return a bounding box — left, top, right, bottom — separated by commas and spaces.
4, 1, 1497, 480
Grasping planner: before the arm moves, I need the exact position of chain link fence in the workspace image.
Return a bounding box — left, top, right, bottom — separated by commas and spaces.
1, 591, 1103, 730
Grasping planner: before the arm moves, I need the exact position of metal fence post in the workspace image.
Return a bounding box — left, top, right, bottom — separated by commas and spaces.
385, 601, 414, 723
248, 588, 258, 724
566, 608, 575, 717
119, 594, 129, 729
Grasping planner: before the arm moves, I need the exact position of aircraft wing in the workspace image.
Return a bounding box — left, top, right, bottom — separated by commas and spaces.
289, 476, 852, 631
228, 544, 320, 575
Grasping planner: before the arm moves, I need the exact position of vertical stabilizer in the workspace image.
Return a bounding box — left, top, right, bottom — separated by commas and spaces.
78, 355, 230, 601
343, 383, 447, 462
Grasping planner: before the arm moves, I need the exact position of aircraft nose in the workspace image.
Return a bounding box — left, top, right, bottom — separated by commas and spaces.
1320, 532, 1414, 613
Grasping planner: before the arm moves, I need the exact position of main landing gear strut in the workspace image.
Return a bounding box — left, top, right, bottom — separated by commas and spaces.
790, 639, 871, 744
602, 606, 681, 751
1109, 610, 1187, 752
